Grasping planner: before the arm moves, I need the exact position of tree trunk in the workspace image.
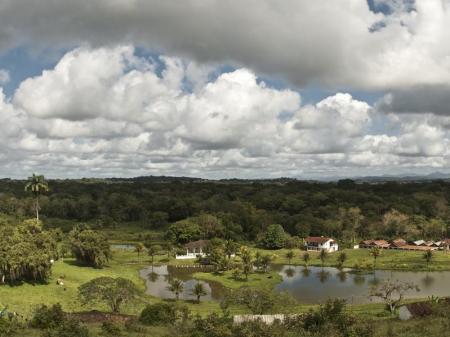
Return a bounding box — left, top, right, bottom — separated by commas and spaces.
36, 196, 40, 221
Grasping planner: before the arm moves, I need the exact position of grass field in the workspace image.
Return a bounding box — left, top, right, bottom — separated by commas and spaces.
1, 243, 449, 337
192, 269, 283, 289
249, 247, 450, 271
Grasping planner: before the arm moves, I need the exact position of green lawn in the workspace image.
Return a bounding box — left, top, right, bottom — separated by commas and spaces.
0, 250, 151, 317
1, 241, 449, 321
2, 245, 449, 337
249, 247, 450, 271
192, 269, 282, 289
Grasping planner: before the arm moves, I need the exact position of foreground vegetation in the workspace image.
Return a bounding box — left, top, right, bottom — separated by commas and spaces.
1, 176, 450, 336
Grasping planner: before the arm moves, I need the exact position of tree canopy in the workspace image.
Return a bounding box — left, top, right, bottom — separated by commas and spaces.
69, 226, 111, 268
78, 277, 141, 313
0, 219, 56, 283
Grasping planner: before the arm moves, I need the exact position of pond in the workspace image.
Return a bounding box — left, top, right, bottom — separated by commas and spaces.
140, 264, 450, 304
140, 265, 224, 301
273, 265, 450, 304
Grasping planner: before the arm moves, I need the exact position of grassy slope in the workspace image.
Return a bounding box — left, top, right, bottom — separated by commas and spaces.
0, 250, 150, 317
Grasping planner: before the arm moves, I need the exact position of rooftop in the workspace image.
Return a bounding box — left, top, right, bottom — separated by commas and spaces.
306, 236, 334, 244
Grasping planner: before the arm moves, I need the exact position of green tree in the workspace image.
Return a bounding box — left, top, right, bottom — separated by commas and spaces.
166, 219, 202, 244
319, 249, 328, 268
239, 246, 253, 280
347, 207, 364, 246
25, 174, 49, 221
69, 226, 111, 268
223, 287, 295, 314
260, 254, 273, 273
224, 240, 239, 259
0, 219, 56, 283
370, 247, 381, 270
78, 277, 141, 313
302, 252, 310, 267
164, 242, 173, 258
191, 282, 208, 303
134, 242, 144, 259
337, 251, 347, 269
262, 224, 286, 249
423, 249, 433, 270
285, 250, 294, 265
167, 278, 184, 300
146, 244, 161, 267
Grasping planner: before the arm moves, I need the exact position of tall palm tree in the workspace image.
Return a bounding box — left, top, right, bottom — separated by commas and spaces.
302, 252, 310, 267
164, 242, 173, 259
224, 240, 238, 259
239, 246, 253, 280
167, 278, 184, 300
191, 282, 208, 303
319, 249, 328, 268
337, 251, 347, 269
423, 250, 433, 270
370, 247, 381, 270
147, 245, 161, 267
25, 174, 49, 221
285, 250, 294, 265
134, 243, 144, 260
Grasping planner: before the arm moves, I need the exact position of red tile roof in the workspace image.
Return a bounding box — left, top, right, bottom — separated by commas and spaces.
306, 236, 334, 244
184, 240, 209, 249
390, 238, 407, 247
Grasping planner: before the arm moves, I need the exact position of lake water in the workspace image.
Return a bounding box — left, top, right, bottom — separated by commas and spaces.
140, 264, 450, 304
273, 265, 450, 304
140, 265, 224, 301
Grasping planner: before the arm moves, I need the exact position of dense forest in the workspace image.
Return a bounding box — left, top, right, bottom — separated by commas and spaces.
0, 177, 449, 244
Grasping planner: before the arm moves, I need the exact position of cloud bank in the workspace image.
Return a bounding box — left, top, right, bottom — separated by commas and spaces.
1, 46, 450, 178
1, 0, 450, 90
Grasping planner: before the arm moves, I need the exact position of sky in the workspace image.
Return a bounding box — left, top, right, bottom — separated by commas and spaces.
1, 0, 450, 179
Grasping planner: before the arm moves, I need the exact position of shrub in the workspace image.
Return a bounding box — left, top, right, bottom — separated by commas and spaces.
139, 303, 176, 325
101, 321, 122, 336
30, 303, 65, 329
42, 319, 89, 337
124, 318, 145, 333
0, 317, 21, 337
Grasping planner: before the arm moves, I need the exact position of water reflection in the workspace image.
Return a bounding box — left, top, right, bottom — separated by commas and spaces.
301, 267, 311, 278
337, 270, 347, 282
140, 264, 450, 305
140, 265, 224, 301
148, 272, 159, 282
285, 268, 296, 278
368, 276, 380, 287
353, 274, 366, 285
274, 265, 450, 304
422, 274, 435, 289
317, 270, 330, 283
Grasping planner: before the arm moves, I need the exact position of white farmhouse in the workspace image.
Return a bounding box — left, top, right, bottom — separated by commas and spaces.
175, 240, 208, 259
305, 236, 338, 252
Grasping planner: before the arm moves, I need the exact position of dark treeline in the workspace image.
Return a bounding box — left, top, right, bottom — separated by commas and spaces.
1, 177, 449, 242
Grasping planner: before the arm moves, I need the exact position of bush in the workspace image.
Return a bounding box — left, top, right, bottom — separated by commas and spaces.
0, 317, 21, 337
140, 303, 176, 325
124, 318, 145, 333
30, 304, 65, 329
42, 319, 89, 337
101, 321, 122, 336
